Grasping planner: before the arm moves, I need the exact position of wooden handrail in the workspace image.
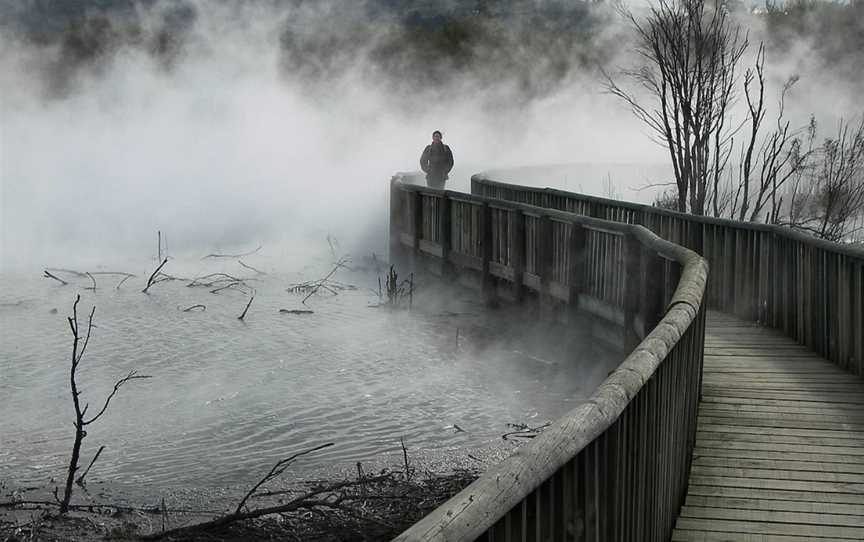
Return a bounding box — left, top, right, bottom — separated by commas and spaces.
472, 174, 864, 375
390, 173, 708, 541
472, 175, 864, 258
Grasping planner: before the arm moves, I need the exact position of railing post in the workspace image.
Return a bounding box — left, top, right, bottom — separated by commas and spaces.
569, 223, 587, 307
512, 210, 526, 303
624, 233, 642, 347
481, 202, 495, 302
389, 178, 407, 269
538, 214, 553, 309
470, 176, 481, 196
410, 190, 423, 272
642, 246, 666, 337
440, 195, 453, 279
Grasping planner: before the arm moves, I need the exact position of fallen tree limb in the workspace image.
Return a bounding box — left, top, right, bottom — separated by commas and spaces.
0, 500, 221, 515
235, 443, 335, 514
210, 281, 245, 294
238, 260, 267, 275
45, 268, 88, 278
301, 257, 350, 305
115, 275, 133, 289
75, 445, 104, 487
43, 270, 136, 289
202, 244, 262, 259
238, 292, 255, 320
142, 259, 168, 293
140, 496, 329, 540
43, 271, 68, 285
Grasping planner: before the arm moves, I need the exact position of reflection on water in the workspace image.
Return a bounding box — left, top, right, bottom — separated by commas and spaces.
0, 261, 620, 493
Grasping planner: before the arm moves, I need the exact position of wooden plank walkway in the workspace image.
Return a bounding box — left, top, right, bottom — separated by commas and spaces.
673, 311, 864, 541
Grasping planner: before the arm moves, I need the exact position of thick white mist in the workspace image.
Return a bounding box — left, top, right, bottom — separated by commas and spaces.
0, 1, 665, 272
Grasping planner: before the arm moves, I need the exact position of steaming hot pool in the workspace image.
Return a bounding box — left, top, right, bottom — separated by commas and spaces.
0, 265, 619, 500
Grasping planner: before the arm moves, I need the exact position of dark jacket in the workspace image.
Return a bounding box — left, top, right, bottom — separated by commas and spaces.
420, 142, 454, 186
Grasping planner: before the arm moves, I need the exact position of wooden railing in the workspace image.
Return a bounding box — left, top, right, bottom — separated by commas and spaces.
390, 174, 708, 541
472, 175, 864, 376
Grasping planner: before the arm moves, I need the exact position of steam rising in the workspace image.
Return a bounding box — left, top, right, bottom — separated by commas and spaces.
0, 1, 645, 270
1, 1, 861, 270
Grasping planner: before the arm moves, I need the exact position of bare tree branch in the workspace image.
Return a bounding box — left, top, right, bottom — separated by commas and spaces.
202, 244, 262, 259
234, 442, 335, 515
83, 370, 152, 426
142, 258, 169, 293
43, 270, 68, 285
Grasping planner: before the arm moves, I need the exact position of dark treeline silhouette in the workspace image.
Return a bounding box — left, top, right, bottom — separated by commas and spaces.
0, 1, 621, 101
3, 1, 862, 107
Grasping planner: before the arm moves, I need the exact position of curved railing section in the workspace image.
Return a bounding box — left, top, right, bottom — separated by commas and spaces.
472, 175, 864, 376
390, 173, 708, 541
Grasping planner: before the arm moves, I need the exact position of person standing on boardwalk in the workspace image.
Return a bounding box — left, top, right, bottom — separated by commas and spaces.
419, 130, 454, 189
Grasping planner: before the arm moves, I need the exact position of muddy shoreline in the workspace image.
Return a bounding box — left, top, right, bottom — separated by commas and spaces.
0, 441, 530, 541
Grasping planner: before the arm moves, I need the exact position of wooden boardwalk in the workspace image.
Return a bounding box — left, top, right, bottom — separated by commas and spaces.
673, 311, 864, 541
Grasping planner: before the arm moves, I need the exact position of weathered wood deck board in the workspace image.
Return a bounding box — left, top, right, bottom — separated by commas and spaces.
673, 312, 864, 542
694, 445, 864, 464
673, 531, 846, 541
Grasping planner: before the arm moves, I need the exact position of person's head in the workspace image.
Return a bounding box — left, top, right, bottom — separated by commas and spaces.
432, 130, 442, 143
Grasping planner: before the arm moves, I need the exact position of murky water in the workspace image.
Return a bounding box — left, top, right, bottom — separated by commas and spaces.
0, 256, 620, 498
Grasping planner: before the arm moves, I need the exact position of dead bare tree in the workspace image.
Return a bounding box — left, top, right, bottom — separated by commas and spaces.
606, 0, 748, 215
57, 295, 151, 514
727, 48, 812, 223
782, 116, 864, 241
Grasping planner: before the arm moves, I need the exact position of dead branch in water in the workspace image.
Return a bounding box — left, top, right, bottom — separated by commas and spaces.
45, 268, 87, 278
202, 244, 262, 259
279, 309, 314, 315
142, 259, 168, 293
210, 281, 248, 294
58, 295, 151, 514
82, 272, 137, 290
180, 304, 206, 312
75, 445, 104, 487
301, 257, 351, 305
43, 269, 136, 289
400, 437, 412, 482
238, 260, 267, 275
189, 274, 235, 287
502, 421, 551, 441
139, 461, 478, 541
235, 442, 335, 515
377, 266, 414, 308
186, 273, 255, 294
238, 291, 255, 320
43, 271, 68, 285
